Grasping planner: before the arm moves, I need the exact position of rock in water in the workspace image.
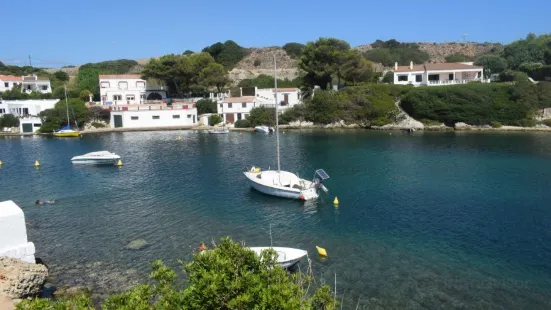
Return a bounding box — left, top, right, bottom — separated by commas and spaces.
0, 257, 48, 299
125, 239, 149, 250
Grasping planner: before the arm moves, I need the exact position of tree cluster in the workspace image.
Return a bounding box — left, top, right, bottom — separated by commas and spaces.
18, 238, 337, 309
238, 74, 302, 89
141, 53, 229, 96
202, 40, 249, 69
0, 114, 19, 128
364, 39, 430, 67
299, 38, 375, 90
283, 42, 305, 59
38, 98, 92, 132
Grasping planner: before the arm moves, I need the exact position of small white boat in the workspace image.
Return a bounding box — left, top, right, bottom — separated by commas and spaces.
71, 151, 121, 165
208, 129, 229, 134
255, 126, 273, 134
249, 247, 308, 269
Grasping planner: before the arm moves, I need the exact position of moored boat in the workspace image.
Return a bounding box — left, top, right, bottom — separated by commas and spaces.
249, 247, 308, 269
53, 125, 80, 137
255, 126, 273, 133
208, 129, 229, 134
71, 151, 121, 165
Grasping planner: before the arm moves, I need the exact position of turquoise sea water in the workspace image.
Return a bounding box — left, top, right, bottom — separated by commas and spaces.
1, 130, 551, 309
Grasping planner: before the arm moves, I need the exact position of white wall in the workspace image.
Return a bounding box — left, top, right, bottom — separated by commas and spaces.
100, 78, 146, 105
19, 116, 43, 133
22, 81, 52, 93
393, 71, 425, 86
110, 108, 198, 128
256, 88, 301, 107
0, 201, 36, 263
0, 99, 59, 116
0, 80, 22, 92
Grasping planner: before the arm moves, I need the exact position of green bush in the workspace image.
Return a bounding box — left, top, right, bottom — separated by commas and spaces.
542, 119, 551, 126
234, 119, 251, 128
282, 42, 305, 59
490, 121, 502, 128
400, 83, 544, 126
253, 58, 261, 67
0, 114, 20, 127
90, 122, 106, 128
248, 106, 275, 127
208, 114, 223, 126
196, 99, 217, 114
17, 238, 337, 310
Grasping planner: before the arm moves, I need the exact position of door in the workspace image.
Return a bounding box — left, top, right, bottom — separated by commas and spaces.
283, 94, 289, 106
193, 115, 196, 124
114, 115, 123, 128
226, 113, 235, 124
22, 123, 33, 133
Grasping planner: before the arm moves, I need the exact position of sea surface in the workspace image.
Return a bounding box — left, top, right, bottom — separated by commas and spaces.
1, 130, 551, 309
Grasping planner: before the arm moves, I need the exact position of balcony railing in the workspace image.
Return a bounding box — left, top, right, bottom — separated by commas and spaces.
427, 78, 490, 86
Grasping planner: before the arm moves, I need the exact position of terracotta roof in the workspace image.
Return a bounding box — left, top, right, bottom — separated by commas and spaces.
224, 96, 256, 103
274, 87, 299, 91
425, 63, 483, 71
99, 74, 142, 79
395, 63, 482, 73
394, 65, 425, 72
0, 75, 22, 81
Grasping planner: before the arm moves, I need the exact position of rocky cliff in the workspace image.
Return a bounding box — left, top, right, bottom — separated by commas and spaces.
0, 257, 48, 299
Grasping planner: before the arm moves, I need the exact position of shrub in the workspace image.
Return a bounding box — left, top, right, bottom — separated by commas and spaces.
90, 122, 106, 128
253, 58, 261, 67
196, 99, 217, 114
542, 119, 551, 126
0, 114, 20, 128
282, 43, 305, 59
519, 118, 536, 127
382, 71, 394, 84
208, 114, 223, 126
234, 119, 251, 128
17, 238, 337, 309
490, 121, 502, 128
248, 106, 275, 126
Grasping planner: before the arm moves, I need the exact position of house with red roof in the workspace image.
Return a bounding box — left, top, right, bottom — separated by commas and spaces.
393, 61, 488, 86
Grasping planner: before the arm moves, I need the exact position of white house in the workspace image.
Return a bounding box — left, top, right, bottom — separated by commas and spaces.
99, 74, 167, 106
393, 62, 487, 86
0, 74, 51, 93
217, 87, 301, 124
0, 200, 36, 263
0, 99, 59, 133
110, 102, 197, 129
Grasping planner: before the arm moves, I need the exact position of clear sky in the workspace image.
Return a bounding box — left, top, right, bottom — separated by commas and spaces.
2, 0, 550, 68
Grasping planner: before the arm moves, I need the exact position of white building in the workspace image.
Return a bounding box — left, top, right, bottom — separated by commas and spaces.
99, 74, 167, 105
217, 87, 301, 124
110, 102, 197, 129
393, 62, 488, 86
0, 200, 36, 263
0, 99, 59, 133
0, 74, 51, 94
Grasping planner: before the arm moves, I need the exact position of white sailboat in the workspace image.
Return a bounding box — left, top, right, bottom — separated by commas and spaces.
244, 56, 330, 201
53, 86, 80, 137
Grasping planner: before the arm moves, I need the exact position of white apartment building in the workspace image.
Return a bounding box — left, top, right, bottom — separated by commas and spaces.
393, 62, 488, 86
0, 99, 59, 133
217, 87, 301, 124
110, 102, 197, 129
99, 74, 167, 105
0, 75, 51, 94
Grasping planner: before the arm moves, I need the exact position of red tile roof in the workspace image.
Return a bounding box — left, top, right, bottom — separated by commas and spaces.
275, 87, 299, 91
395, 62, 482, 72
99, 74, 142, 79
0, 75, 23, 81
224, 96, 256, 103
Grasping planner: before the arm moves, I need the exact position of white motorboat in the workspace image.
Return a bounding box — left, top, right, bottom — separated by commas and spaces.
255, 126, 273, 134
249, 247, 308, 269
71, 151, 121, 165
244, 56, 330, 201
208, 129, 229, 134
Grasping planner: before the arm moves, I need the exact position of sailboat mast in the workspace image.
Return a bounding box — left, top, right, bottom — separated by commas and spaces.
274, 55, 280, 173
64, 86, 70, 127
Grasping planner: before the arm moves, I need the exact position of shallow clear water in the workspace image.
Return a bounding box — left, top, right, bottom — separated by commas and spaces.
1, 130, 551, 309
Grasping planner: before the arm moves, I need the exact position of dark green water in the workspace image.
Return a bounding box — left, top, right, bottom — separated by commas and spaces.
1, 130, 551, 309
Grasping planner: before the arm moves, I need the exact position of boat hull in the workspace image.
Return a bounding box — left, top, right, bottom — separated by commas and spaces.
71, 158, 119, 165
53, 131, 80, 137
250, 247, 308, 269
208, 130, 229, 134
244, 171, 318, 200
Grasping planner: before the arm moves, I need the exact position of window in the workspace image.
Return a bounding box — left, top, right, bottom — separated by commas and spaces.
449, 74, 454, 80
398, 75, 408, 82
242, 102, 247, 108
33, 123, 41, 127
136, 81, 145, 88
228, 103, 233, 108
126, 95, 135, 101
428, 74, 439, 81
23, 108, 29, 115
113, 95, 122, 100
41, 85, 48, 90
0, 109, 5, 114
477, 72, 482, 78
131, 116, 139, 120
173, 114, 180, 119
187, 115, 192, 118
237, 113, 242, 121
118, 81, 128, 89
219, 104, 223, 108
140, 94, 146, 100
13, 83, 17, 87
152, 115, 160, 119
4, 82, 8, 87
415, 75, 422, 82
101, 82, 110, 88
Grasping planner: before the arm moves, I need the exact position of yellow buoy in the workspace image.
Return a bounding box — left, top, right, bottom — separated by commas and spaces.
34, 161, 40, 167
116, 160, 123, 167
0, 160, 3, 166
316, 246, 328, 257
333, 196, 339, 206
178, 136, 182, 140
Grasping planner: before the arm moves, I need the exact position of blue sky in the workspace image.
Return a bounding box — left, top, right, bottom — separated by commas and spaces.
2, 0, 550, 68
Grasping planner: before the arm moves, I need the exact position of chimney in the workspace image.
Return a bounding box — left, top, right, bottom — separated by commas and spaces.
394, 62, 398, 70
409, 61, 413, 70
